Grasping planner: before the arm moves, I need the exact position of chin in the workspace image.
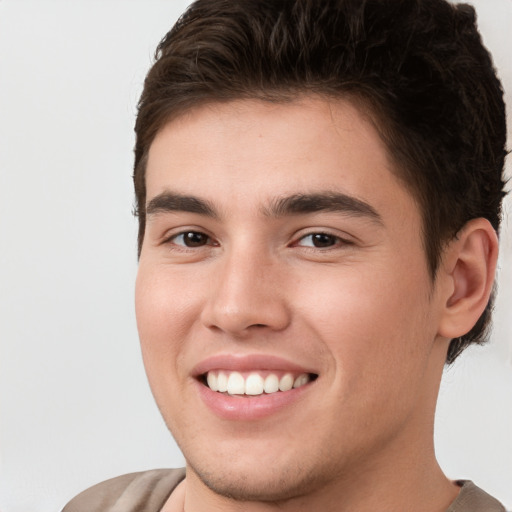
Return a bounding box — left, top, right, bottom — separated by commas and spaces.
186, 454, 330, 503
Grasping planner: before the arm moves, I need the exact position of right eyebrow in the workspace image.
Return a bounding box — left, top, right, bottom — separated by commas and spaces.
146, 191, 219, 219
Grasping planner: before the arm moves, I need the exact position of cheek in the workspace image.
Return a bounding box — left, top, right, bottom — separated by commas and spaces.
298, 262, 433, 379
135, 266, 197, 383
136, 265, 200, 337
135, 266, 201, 425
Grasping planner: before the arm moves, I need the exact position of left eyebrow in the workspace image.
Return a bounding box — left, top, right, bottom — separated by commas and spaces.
263, 192, 383, 225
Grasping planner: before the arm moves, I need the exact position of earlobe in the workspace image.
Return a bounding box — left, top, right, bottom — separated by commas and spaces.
437, 218, 499, 339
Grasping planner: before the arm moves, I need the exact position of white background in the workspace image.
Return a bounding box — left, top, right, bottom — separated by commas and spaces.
0, 1, 511, 511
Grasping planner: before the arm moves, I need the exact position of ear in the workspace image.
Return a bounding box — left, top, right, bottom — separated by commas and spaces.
437, 218, 499, 339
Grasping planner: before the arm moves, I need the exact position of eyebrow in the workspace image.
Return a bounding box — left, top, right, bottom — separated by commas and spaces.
145, 190, 382, 225
263, 192, 383, 224
146, 192, 218, 219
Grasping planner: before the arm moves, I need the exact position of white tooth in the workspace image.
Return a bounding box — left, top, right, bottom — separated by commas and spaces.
227, 372, 245, 395
217, 371, 228, 392
279, 373, 294, 392
293, 373, 310, 388
206, 372, 218, 391
264, 374, 279, 393
245, 373, 264, 395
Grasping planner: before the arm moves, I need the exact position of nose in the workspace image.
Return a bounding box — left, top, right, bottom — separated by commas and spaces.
200, 247, 291, 337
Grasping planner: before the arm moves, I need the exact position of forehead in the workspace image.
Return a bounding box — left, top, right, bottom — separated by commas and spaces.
145, 96, 419, 224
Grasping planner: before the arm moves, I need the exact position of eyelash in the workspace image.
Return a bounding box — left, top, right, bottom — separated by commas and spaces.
294, 232, 349, 249
163, 230, 351, 251
165, 231, 217, 249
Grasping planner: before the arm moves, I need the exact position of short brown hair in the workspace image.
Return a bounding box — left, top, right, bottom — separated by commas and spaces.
133, 0, 507, 363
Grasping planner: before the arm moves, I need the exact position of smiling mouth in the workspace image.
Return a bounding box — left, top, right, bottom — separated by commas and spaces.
201, 370, 318, 396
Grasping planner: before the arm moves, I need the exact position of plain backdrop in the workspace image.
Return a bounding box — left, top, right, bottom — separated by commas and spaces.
0, 1, 511, 511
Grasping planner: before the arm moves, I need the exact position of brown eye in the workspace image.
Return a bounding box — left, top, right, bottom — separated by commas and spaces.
312, 233, 337, 247
298, 233, 339, 248
172, 231, 211, 247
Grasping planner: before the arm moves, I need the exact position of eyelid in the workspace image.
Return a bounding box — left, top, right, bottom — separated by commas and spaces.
292, 229, 355, 248
158, 226, 355, 250
161, 228, 218, 248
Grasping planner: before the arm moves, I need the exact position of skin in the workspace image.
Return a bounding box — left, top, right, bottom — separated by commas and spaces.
136, 97, 498, 511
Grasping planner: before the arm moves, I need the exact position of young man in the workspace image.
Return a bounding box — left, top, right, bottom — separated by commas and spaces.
63, 0, 507, 510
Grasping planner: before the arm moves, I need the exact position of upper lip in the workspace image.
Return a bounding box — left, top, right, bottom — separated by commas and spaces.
192, 353, 317, 378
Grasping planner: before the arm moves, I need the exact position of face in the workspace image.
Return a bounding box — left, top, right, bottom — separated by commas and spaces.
136, 97, 448, 502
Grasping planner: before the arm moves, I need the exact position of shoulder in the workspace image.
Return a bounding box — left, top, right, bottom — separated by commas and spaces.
61, 468, 186, 512
447, 481, 507, 512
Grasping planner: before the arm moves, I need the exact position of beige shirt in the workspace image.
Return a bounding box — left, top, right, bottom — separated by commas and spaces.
62, 468, 506, 512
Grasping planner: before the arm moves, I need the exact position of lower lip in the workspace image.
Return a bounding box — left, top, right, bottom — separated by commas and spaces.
195, 379, 312, 421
